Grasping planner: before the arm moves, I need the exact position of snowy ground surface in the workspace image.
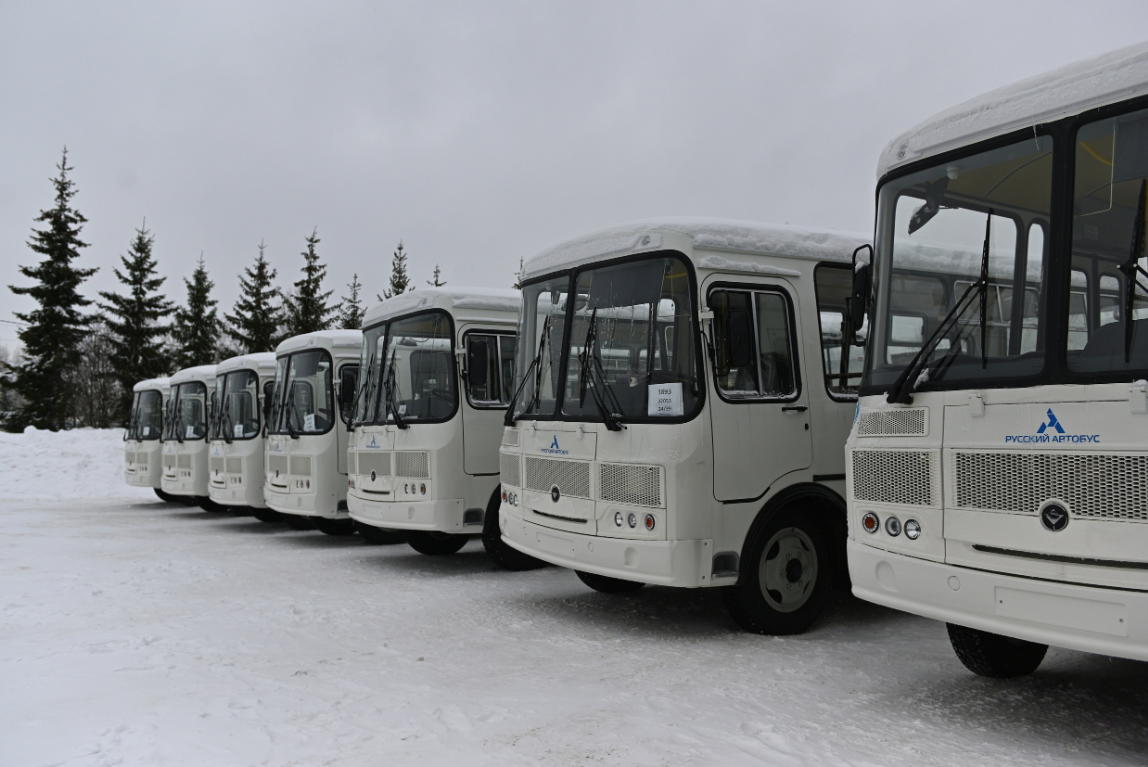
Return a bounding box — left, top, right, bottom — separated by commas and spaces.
3, 431, 1148, 766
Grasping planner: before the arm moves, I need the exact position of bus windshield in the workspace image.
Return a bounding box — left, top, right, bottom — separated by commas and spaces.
165, 382, 208, 441
271, 351, 335, 435
864, 136, 1053, 394
211, 370, 261, 440
128, 389, 164, 441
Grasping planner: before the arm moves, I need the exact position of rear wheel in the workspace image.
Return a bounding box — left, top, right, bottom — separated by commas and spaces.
154, 488, 180, 503
723, 506, 833, 635
482, 489, 547, 570
354, 521, 407, 545
575, 570, 645, 593
282, 514, 315, 530
313, 517, 356, 536
252, 508, 282, 523
407, 531, 469, 556
947, 624, 1048, 677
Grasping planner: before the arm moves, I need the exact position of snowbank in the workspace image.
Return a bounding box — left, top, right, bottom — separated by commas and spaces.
0, 427, 155, 501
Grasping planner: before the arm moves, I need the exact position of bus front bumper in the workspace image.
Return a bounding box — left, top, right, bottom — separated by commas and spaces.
264, 488, 342, 518
209, 483, 265, 508
347, 493, 470, 532
124, 471, 155, 488
849, 540, 1148, 662
161, 476, 199, 496
501, 512, 713, 588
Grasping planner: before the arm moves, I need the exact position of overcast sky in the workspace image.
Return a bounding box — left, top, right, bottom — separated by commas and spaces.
2, 1, 1147, 349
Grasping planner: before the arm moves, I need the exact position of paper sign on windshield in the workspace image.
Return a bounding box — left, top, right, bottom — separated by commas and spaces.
185, 425, 195, 439
142, 426, 150, 436
304, 413, 316, 431
648, 382, 683, 417
234, 424, 244, 438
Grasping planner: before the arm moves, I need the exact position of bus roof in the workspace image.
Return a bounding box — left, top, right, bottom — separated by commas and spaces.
216, 352, 277, 376
522, 218, 868, 282
362, 287, 520, 328
878, 41, 1148, 180
132, 377, 170, 394
169, 365, 217, 386
275, 329, 362, 356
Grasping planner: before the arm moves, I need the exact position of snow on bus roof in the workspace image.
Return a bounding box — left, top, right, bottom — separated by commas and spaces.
275, 329, 363, 356
522, 218, 869, 281
216, 352, 277, 375
362, 287, 520, 328
132, 377, 170, 393
169, 365, 217, 385
879, 41, 1148, 179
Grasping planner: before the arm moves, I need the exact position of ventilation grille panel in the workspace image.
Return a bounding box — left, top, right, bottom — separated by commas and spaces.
358, 451, 391, 478
502, 428, 520, 447
177, 454, 193, 470
163, 454, 177, 470
857, 408, 927, 436
851, 450, 933, 506
290, 456, 312, 477
269, 454, 288, 475
210, 456, 225, 473
395, 451, 430, 478
226, 457, 243, 474
599, 463, 663, 507
500, 452, 521, 488
955, 451, 1148, 521
525, 457, 591, 499
125, 449, 136, 464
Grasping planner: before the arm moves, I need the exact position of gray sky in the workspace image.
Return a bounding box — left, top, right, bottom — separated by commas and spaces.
3, 1, 1147, 349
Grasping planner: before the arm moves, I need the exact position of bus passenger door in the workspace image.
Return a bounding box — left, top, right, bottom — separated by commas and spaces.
707, 283, 812, 502
461, 332, 516, 476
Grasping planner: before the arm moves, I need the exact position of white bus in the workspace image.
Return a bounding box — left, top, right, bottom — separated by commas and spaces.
161, 365, 219, 510
208, 352, 278, 520
347, 288, 541, 566
124, 377, 175, 502
499, 219, 869, 633
847, 41, 1148, 676
264, 330, 361, 535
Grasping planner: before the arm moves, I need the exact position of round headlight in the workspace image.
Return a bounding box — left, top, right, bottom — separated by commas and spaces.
861, 512, 879, 534
614, 511, 624, 527
885, 516, 902, 537
904, 519, 921, 540
627, 513, 637, 528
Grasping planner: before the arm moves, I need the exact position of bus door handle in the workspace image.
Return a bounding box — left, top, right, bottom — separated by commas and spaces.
781, 405, 808, 413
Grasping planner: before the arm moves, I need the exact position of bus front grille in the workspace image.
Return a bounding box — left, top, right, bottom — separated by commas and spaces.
851, 449, 933, 506
599, 463, 663, 507
500, 452, 521, 487
525, 457, 591, 499
856, 408, 927, 436
358, 451, 391, 478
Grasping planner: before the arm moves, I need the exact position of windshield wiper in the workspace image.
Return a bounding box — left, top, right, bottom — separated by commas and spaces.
1118, 179, 1148, 364
284, 388, 301, 439
577, 309, 623, 431
352, 350, 377, 427
384, 350, 408, 430
504, 316, 551, 426
887, 210, 994, 404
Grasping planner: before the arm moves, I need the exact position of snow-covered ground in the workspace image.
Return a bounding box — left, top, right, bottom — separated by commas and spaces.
2, 431, 1147, 766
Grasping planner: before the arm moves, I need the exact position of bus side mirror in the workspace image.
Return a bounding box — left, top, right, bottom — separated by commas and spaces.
727, 309, 754, 369
338, 368, 359, 411
848, 244, 873, 344
467, 339, 489, 388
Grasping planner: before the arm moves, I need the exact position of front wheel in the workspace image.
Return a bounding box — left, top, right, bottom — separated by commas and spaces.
575, 570, 645, 593
282, 514, 315, 531
252, 508, 282, 523
723, 507, 833, 635
154, 488, 180, 503
947, 624, 1048, 677
407, 531, 469, 556
482, 490, 547, 571
197, 496, 227, 513
354, 521, 407, 545
313, 518, 356, 536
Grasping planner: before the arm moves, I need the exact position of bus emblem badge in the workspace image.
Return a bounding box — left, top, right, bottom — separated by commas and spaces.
551, 486, 561, 503
1040, 503, 1069, 532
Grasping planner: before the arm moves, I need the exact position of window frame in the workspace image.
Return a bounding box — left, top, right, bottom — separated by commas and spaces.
269, 349, 337, 437
463, 330, 517, 410
706, 282, 803, 405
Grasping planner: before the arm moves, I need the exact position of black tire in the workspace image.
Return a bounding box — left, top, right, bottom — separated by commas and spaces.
313, 517, 356, 536
407, 531, 469, 556
154, 488, 180, 503
482, 489, 547, 571
723, 505, 833, 635
197, 496, 227, 513
354, 521, 408, 545
282, 514, 315, 530
575, 570, 645, 593
252, 508, 283, 523
947, 624, 1048, 678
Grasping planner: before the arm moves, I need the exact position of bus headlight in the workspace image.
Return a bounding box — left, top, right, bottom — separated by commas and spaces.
904, 519, 921, 540
627, 513, 637, 528
614, 512, 624, 527
885, 516, 902, 537
861, 512, 879, 533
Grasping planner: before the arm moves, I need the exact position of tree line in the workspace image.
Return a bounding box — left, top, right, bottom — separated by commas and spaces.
0, 150, 448, 431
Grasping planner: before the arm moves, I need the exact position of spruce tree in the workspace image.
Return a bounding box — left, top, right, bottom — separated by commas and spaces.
338, 273, 365, 329
171, 256, 220, 368
378, 240, 410, 301
512, 256, 525, 289
427, 264, 446, 288
7, 148, 97, 430
226, 240, 283, 353
284, 228, 336, 335
98, 221, 175, 422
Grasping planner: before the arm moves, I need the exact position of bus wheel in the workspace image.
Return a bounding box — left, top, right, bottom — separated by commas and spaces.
407, 531, 469, 556
252, 508, 282, 523
947, 624, 1047, 678
482, 492, 547, 570
723, 507, 832, 635
313, 518, 356, 536
354, 520, 407, 545
154, 488, 179, 503
283, 514, 315, 531
197, 496, 227, 513
576, 570, 645, 594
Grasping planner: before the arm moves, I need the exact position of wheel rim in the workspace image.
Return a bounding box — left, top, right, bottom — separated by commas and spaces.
757, 526, 818, 614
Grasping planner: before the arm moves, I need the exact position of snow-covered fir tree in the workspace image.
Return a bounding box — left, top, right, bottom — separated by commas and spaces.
427, 264, 446, 287
7, 148, 97, 430
171, 256, 220, 368
98, 222, 175, 422
378, 241, 410, 301
338, 273, 366, 329
284, 228, 336, 335
226, 240, 283, 353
